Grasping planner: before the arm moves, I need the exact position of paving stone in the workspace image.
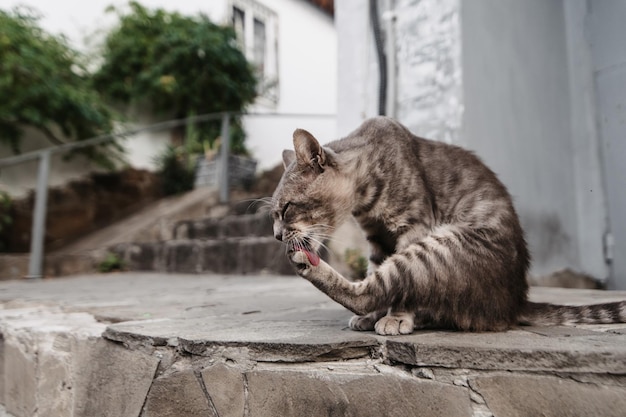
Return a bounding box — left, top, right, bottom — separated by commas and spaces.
246, 368, 473, 417
201, 363, 245, 417
73, 338, 159, 417
143, 368, 217, 417
200, 240, 240, 273
4, 332, 36, 417
0, 309, 107, 417
113, 242, 164, 271
472, 374, 626, 417
385, 329, 626, 373
165, 241, 201, 273
0, 334, 4, 405
237, 237, 291, 274
37, 333, 74, 417
105, 317, 377, 363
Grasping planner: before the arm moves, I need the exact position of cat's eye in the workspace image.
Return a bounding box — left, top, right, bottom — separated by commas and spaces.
281, 202, 291, 220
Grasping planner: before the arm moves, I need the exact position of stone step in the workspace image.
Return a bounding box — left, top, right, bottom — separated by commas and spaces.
2, 274, 626, 417
173, 211, 273, 240
111, 236, 293, 275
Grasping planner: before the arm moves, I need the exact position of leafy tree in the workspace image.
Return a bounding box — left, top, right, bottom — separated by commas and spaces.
0, 7, 116, 159
93, 2, 257, 154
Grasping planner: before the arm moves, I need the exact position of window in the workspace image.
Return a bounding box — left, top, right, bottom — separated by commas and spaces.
230, 0, 279, 106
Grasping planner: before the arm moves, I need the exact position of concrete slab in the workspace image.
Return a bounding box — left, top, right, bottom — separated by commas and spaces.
1, 273, 625, 417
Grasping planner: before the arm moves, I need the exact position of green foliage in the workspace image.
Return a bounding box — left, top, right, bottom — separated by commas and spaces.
93, 2, 257, 153
344, 248, 368, 280
0, 7, 116, 159
0, 191, 13, 252
155, 145, 195, 196
98, 252, 125, 273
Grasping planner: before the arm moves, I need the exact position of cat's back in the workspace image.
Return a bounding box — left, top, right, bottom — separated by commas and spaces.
326, 117, 417, 155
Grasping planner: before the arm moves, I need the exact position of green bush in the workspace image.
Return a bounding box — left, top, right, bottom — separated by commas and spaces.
98, 252, 125, 273
155, 145, 195, 196
93, 2, 257, 153
344, 248, 368, 280
0, 7, 117, 165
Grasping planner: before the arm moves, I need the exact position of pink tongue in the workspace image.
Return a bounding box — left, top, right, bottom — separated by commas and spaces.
297, 248, 320, 266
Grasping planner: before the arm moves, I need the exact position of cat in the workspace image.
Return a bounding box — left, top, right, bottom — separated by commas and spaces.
271, 117, 626, 335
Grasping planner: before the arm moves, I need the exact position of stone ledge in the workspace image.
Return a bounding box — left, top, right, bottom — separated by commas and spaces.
1, 273, 625, 417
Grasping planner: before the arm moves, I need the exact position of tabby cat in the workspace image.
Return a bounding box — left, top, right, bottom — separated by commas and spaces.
271, 117, 626, 335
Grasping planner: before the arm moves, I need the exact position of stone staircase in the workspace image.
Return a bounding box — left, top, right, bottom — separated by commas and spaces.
111, 210, 293, 275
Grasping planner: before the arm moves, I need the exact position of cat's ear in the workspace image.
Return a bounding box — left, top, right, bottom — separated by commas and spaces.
282, 149, 296, 168
293, 128, 326, 171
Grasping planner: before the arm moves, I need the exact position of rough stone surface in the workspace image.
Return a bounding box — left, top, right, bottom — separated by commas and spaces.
201, 363, 245, 417
1, 274, 626, 417
246, 366, 473, 417
113, 237, 292, 275
175, 212, 272, 240
0, 334, 4, 404
72, 338, 159, 417
472, 375, 626, 417
4, 332, 36, 417
142, 368, 217, 417
385, 328, 626, 372
37, 332, 74, 417
0, 308, 107, 417
200, 239, 239, 273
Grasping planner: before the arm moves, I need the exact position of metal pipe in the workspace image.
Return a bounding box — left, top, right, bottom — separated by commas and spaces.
26, 150, 51, 279
219, 113, 231, 204
383, 1, 397, 118
370, 0, 387, 116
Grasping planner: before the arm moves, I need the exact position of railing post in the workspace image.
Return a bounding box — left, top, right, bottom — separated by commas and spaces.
219, 113, 231, 204
26, 150, 51, 279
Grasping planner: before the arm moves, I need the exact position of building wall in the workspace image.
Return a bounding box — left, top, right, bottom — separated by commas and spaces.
235, 0, 338, 170
585, 0, 626, 289
336, 0, 618, 282
461, 0, 585, 277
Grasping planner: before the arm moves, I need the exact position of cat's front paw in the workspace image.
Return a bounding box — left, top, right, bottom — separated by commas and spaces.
288, 249, 312, 276
374, 314, 414, 336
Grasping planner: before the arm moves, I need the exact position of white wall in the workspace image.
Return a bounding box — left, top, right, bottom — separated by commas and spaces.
335, 0, 611, 280
335, 0, 378, 137
585, 0, 626, 289
461, 0, 583, 276
241, 0, 338, 170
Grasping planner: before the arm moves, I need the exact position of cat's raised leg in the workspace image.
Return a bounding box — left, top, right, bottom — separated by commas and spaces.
290, 250, 386, 316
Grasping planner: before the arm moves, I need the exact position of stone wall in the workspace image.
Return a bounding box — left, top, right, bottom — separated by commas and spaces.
1, 274, 625, 417
1, 168, 162, 253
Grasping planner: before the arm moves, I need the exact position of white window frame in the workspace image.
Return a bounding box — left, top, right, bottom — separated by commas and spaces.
229, 0, 279, 107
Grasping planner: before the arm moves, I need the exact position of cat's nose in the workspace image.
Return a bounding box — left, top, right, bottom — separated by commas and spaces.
274, 232, 283, 242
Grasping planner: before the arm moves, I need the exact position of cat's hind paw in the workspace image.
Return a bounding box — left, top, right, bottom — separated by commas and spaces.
374, 313, 414, 336
349, 315, 376, 331
349, 310, 386, 331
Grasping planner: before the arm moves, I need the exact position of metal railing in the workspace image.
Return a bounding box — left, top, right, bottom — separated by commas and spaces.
0, 111, 335, 279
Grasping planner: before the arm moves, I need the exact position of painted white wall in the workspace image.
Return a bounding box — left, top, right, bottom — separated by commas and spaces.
335, 0, 614, 281
238, 0, 338, 170
461, 0, 583, 277
585, 0, 626, 289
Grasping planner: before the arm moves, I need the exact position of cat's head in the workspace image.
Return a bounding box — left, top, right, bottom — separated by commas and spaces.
271, 129, 352, 257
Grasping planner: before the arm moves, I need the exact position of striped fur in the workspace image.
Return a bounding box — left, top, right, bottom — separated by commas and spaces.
271, 117, 626, 335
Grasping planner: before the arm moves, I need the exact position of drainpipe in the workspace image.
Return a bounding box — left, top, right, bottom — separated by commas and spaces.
369, 0, 387, 116
383, 1, 397, 118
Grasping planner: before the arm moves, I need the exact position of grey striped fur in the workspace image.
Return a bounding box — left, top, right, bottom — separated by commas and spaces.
271, 117, 626, 335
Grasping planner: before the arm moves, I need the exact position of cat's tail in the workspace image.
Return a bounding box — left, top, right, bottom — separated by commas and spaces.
518, 301, 626, 326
